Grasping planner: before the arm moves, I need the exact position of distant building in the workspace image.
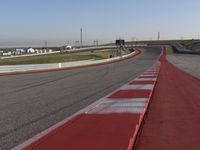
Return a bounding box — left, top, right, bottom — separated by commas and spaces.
16, 49, 26, 54
3, 51, 12, 56
15, 47, 35, 54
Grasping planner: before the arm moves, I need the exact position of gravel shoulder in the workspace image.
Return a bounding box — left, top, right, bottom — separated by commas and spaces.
167, 54, 200, 79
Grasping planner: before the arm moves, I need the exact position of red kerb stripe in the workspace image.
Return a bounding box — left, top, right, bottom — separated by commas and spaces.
109, 90, 151, 99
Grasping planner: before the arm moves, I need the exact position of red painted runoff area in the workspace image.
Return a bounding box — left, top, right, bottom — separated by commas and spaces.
23, 114, 140, 150
136, 50, 200, 150
109, 90, 151, 99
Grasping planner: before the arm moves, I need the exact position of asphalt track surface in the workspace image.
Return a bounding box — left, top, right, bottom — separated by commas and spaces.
167, 54, 200, 79
135, 50, 200, 150
0, 47, 161, 150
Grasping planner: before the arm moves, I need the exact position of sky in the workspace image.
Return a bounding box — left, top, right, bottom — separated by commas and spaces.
0, 0, 200, 47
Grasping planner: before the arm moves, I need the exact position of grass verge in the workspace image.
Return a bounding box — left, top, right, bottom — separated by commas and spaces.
165, 46, 174, 55
0, 49, 130, 65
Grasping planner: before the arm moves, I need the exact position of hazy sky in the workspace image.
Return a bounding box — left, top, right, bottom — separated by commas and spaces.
0, 0, 200, 47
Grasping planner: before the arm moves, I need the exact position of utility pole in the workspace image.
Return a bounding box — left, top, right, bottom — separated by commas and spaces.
80, 28, 83, 48
158, 32, 160, 41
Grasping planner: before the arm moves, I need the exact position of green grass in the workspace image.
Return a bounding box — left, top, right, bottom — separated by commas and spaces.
0, 49, 130, 65
165, 46, 174, 55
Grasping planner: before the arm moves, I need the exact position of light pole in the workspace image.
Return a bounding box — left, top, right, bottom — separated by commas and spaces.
158, 32, 160, 41
80, 28, 83, 48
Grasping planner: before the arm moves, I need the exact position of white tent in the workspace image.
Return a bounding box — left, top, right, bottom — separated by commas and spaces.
27, 48, 35, 53
66, 45, 72, 49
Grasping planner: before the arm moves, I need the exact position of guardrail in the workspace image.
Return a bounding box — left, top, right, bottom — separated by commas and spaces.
64, 46, 116, 53
63, 45, 143, 53
171, 42, 200, 54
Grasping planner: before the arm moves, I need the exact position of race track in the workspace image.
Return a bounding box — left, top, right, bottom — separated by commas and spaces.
0, 47, 161, 150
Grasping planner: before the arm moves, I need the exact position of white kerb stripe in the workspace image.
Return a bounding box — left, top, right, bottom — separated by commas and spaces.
120, 84, 154, 90
141, 74, 158, 76
88, 107, 145, 114
87, 99, 147, 114
85, 98, 148, 113
104, 98, 148, 103
135, 78, 157, 81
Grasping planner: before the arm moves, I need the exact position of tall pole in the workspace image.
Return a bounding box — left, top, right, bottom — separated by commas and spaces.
80, 28, 83, 48
158, 32, 160, 41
